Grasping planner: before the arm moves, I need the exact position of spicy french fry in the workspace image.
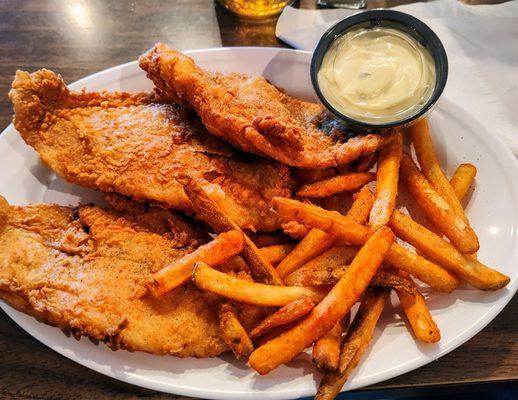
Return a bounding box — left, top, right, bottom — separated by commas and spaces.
369, 131, 403, 230
410, 119, 469, 220
297, 172, 375, 198
250, 297, 315, 338
274, 198, 373, 245
282, 220, 310, 240
315, 288, 389, 400
400, 154, 479, 254
276, 228, 335, 278
389, 209, 509, 290
347, 186, 375, 225
355, 153, 378, 172
149, 230, 245, 296
259, 243, 296, 265
312, 315, 348, 372
182, 177, 283, 285
450, 163, 477, 202
192, 262, 325, 306
387, 243, 459, 292
371, 271, 416, 296
450, 163, 478, 259
287, 264, 347, 287
272, 197, 460, 292
287, 262, 415, 294
392, 269, 440, 343
248, 227, 394, 375
218, 302, 254, 359
284, 246, 357, 286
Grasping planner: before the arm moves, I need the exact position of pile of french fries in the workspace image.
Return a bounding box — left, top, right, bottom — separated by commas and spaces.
148, 118, 509, 400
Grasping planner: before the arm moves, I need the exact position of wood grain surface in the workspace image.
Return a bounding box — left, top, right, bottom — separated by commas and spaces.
0, 0, 516, 399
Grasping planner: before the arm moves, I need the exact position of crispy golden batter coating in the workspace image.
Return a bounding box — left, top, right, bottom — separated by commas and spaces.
9, 69, 290, 231
0, 196, 227, 358
139, 43, 393, 169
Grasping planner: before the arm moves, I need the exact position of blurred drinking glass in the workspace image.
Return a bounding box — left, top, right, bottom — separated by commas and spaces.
216, 0, 295, 18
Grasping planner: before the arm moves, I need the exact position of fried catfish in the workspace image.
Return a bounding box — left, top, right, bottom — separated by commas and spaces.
139, 43, 393, 169
0, 195, 227, 357
9, 69, 290, 231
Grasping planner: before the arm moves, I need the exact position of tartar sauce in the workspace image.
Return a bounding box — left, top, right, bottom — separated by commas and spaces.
317, 27, 436, 124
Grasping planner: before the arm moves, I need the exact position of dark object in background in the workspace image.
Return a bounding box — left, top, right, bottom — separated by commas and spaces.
317, 0, 367, 9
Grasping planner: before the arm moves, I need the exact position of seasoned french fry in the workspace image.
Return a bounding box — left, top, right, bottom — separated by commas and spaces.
284, 246, 357, 286
312, 315, 348, 372
218, 302, 254, 359
287, 262, 414, 294
347, 186, 375, 225
371, 271, 416, 295
192, 262, 325, 306
400, 154, 479, 254
282, 220, 310, 240
297, 172, 375, 198
315, 288, 389, 400
182, 177, 283, 285
450, 163, 478, 259
387, 243, 459, 292
282, 187, 371, 287
250, 297, 315, 338
369, 131, 403, 230
272, 197, 460, 292
149, 230, 245, 296
248, 227, 394, 375
392, 269, 440, 343
410, 119, 469, 220
287, 264, 347, 287
276, 228, 335, 278
450, 163, 477, 202
259, 244, 296, 265
355, 153, 378, 172
389, 209, 509, 290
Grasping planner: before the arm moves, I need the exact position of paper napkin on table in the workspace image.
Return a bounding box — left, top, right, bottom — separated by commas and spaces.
276, 0, 518, 157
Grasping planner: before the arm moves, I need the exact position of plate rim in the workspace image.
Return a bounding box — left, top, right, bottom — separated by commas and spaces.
1, 46, 518, 400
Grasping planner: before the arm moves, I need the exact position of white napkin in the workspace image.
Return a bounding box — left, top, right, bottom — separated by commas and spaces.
276, 0, 518, 157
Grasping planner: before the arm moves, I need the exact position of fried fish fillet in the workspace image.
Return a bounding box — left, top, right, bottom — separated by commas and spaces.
139, 43, 393, 169
0, 195, 227, 357
9, 69, 290, 232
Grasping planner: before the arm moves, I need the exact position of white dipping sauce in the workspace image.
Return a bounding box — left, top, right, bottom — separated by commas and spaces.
317, 27, 436, 124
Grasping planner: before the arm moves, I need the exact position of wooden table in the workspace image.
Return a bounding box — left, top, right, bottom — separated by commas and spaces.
0, 1, 516, 398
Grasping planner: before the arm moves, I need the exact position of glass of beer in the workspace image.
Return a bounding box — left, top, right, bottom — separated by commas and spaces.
216, 0, 295, 19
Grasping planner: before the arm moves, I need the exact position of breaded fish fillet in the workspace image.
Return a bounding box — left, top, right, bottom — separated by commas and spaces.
139, 43, 393, 169
0, 195, 227, 358
9, 69, 290, 232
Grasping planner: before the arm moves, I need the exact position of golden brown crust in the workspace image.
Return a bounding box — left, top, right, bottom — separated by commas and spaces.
9, 69, 291, 232
139, 43, 393, 168
0, 196, 9, 234
0, 199, 227, 358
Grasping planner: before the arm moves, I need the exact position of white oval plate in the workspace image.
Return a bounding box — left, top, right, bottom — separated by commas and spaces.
1, 47, 518, 400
